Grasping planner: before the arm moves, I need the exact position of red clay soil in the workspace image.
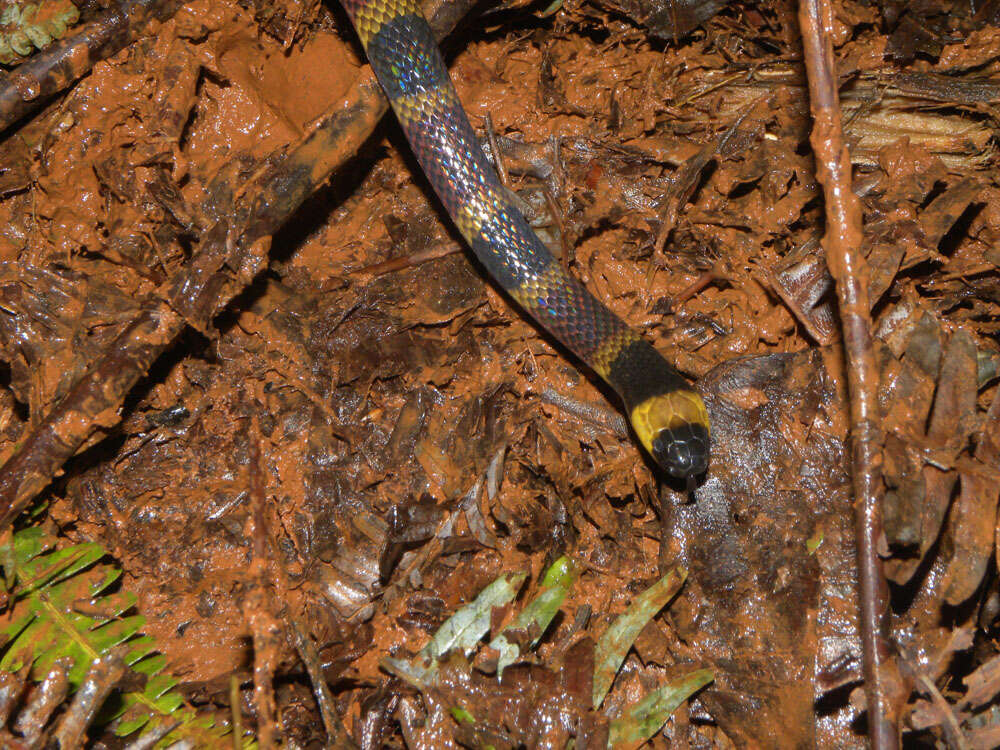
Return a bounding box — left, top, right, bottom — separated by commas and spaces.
0, 0, 998, 746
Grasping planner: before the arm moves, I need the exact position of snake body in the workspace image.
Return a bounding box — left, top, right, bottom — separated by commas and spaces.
340, 0, 710, 477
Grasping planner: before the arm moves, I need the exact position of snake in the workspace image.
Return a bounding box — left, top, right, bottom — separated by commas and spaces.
339, 0, 710, 478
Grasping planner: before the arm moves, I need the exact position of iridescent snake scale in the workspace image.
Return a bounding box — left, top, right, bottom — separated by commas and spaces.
339, 0, 710, 477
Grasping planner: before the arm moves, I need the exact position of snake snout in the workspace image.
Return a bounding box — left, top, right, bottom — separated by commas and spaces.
651, 423, 710, 479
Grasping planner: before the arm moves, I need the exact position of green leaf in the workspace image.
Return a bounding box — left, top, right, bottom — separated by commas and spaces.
89, 590, 139, 618
144, 672, 180, 701
488, 556, 577, 676
607, 669, 713, 749
593, 568, 686, 709
8, 526, 49, 567
381, 571, 527, 689
0, 607, 37, 649
115, 708, 230, 745
422, 572, 527, 662
380, 655, 434, 690
806, 529, 824, 553
64, 617, 146, 685
114, 714, 153, 737
89, 614, 146, 651
538, 0, 564, 16
12, 543, 106, 597
52, 563, 122, 605
1, 617, 58, 673
129, 650, 166, 675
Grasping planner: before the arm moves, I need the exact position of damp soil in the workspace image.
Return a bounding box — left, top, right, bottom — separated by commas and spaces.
1, 0, 999, 747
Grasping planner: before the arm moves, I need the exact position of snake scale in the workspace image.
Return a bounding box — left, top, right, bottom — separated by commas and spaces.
339, 0, 710, 478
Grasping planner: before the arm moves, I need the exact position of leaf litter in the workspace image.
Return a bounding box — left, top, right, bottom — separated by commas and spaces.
0, 0, 996, 746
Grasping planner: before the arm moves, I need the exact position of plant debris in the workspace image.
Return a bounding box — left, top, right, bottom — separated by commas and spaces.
0, 0, 997, 746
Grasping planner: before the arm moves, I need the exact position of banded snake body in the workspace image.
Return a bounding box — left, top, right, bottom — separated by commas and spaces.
340, 0, 710, 478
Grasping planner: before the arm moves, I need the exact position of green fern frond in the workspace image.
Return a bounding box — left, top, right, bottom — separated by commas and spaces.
0, 526, 249, 747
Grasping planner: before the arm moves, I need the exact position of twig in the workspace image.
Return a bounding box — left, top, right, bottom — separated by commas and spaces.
797, 2, 900, 748
348, 241, 462, 279
671, 270, 716, 308
484, 112, 510, 187
0, 0, 479, 533
12, 658, 69, 744
229, 675, 244, 750
286, 618, 360, 749
0, 0, 184, 132
542, 187, 572, 266
245, 414, 280, 748
899, 653, 970, 750
49, 646, 127, 748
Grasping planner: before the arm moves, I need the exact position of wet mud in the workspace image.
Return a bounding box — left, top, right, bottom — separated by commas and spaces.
0, 0, 999, 746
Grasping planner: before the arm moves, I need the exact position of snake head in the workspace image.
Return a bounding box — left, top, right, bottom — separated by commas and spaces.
650, 421, 710, 478
630, 390, 710, 479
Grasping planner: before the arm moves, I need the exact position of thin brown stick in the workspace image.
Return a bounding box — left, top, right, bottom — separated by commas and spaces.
49, 646, 128, 748
247, 599, 280, 749
286, 618, 360, 749
229, 675, 244, 750
245, 413, 281, 748
0, 0, 478, 532
484, 112, 510, 187
914, 674, 970, 750
542, 187, 572, 266
348, 241, 462, 278
0, 0, 184, 132
797, 2, 900, 748
671, 270, 716, 307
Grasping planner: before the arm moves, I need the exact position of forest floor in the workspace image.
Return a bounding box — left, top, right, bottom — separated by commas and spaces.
0, 0, 997, 747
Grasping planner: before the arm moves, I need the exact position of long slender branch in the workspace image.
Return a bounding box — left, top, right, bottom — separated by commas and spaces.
0, 0, 476, 531
797, 2, 899, 747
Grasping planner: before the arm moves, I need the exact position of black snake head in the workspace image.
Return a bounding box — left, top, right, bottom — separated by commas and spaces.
651, 422, 710, 478
630, 390, 710, 479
